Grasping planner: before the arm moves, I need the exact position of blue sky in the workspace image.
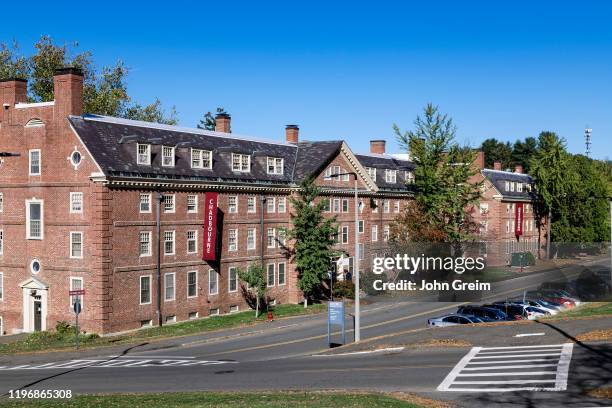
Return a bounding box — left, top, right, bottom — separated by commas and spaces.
4, 1, 612, 159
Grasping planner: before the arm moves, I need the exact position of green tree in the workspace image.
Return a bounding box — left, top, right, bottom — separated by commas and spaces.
288, 178, 338, 307
511, 136, 538, 173
197, 107, 227, 130
237, 263, 267, 318
480, 138, 513, 169
0, 41, 29, 79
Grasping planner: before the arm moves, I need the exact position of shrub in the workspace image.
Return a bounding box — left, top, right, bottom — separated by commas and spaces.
333, 281, 355, 299
55, 321, 72, 336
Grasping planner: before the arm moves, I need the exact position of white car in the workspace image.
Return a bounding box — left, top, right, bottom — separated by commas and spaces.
427, 314, 482, 327
524, 306, 548, 320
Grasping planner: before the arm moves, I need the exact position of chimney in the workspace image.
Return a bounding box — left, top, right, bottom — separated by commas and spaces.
285, 125, 299, 144
493, 161, 502, 171
370, 140, 386, 154
514, 164, 523, 174
474, 151, 485, 170
0, 78, 27, 123
215, 113, 231, 133
53, 67, 83, 118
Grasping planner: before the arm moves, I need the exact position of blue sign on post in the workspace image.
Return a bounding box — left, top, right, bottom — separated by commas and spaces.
327, 301, 346, 347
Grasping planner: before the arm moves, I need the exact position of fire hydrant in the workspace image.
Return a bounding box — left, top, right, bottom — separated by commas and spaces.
267, 311, 274, 322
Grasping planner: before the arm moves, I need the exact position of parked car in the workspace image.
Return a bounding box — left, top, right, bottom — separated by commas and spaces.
427, 314, 483, 327
507, 299, 559, 315
456, 305, 508, 321
523, 306, 548, 319
483, 304, 526, 320
525, 291, 574, 308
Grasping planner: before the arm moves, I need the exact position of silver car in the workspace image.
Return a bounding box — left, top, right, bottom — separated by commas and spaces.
427, 314, 483, 327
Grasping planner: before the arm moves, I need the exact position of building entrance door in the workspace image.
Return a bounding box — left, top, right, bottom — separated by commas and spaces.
34, 301, 42, 332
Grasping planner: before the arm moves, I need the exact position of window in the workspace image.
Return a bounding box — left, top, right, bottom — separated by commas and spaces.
164, 231, 175, 255
187, 230, 197, 254
322, 198, 331, 212
166, 315, 176, 324
26, 199, 43, 240
384, 169, 397, 183
29, 149, 41, 175
342, 199, 349, 213
163, 194, 175, 213
510, 182, 515, 192
228, 267, 238, 293
228, 196, 238, 213
232, 153, 251, 172
266, 197, 276, 213
383, 225, 390, 241
140, 276, 151, 304
139, 193, 151, 213
247, 196, 256, 213
278, 263, 286, 285
137, 144, 151, 165
394, 200, 400, 213
189, 312, 199, 320
139, 231, 152, 256
517, 183, 523, 192
506, 203, 511, 213
228, 229, 238, 251
480, 203, 489, 215
187, 195, 198, 213
358, 220, 364, 233
162, 146, 175, 167
247, 228, 256, 250
371, 225, 378, 242
191, 149, 212, 169
210, 307, 220, 316
278, 197, 286, 213
0, 192, 3, 212
267, 157, 284, 175
372, 199, 378, 213
358, 243, 364, 260
164, 273, 175, 301
506, 220, 510, 233
229, 305, 239, 313
366, 167, 376, 181
0, 272, 3, 300
383, 200, 390, 213
333, 199, 340, 213
187, 271, 198, 298
278, 229, 286, 247
70, 150, 82, 167
267, 264, 275, 287
208, 270, 218, 295
0, 230, 3, 255
505, 181, 510, 191
69, 277, 84, 310
70, 192, 83, 214
405, 171, 415, 184
267, 228, 276, 248
341, 226, 349, 244
480, 221, 488, 233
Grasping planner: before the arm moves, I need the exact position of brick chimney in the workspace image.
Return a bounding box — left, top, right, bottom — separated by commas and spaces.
0, 78, 28, 123
474, 151, 485, 170
370, 140, 386, 154
215, 113, 231, 133
53, 67, 83, 118
493, 161, 502, 171
285, 125, 299, 144
514, 164, 523, 174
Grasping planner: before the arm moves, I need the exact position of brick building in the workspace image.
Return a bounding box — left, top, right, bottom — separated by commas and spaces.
0, 69, 414, 335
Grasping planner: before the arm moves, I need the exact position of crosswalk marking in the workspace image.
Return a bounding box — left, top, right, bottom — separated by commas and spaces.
437, 343, 574, 392
0, 358, 237, 371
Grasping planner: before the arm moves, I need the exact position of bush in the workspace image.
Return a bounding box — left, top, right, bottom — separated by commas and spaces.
333, 281, 355, 299
55, 321, 72, 336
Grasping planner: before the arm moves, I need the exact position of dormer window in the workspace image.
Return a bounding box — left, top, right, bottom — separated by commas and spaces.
191, 148, 212, 169
510, 182, 515, 192
405, 171, 415, 184
384, 169, 397, 183
366, 167, 376, 181
162, 146, 175, 167
517, 182, 523, 193
232, 153, 250, 172
267, 157, 284, 175
137, 144, 151, 165
505, 181, 510, 191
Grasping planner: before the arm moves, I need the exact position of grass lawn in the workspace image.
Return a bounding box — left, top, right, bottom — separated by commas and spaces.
0, 303, 325, 355
545, 302, 612, 319
0, 392, 431, 408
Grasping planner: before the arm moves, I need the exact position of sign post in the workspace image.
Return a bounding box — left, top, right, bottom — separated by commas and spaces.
69, 289, 85, 350
327, 301, 346, 347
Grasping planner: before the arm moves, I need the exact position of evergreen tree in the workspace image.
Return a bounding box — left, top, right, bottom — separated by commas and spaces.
287, 178, 338, 307
480, 138, 513, 169
197, 107, 228, 130
511, 136, 538, 173
237, 263, 267, 318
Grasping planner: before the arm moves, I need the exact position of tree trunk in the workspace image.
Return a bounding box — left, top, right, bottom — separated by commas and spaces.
255, 296, 260, 318
546, 209, 552, 260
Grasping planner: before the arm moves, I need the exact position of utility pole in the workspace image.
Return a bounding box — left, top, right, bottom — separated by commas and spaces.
156, 191, 163, 327
584, 127, 592, 157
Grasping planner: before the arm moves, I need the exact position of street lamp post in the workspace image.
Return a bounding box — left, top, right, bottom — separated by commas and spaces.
588, 196, 612, 293
330, 172, 361, 342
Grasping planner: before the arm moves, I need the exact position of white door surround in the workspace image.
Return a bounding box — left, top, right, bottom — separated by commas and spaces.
19, 277, 49, 333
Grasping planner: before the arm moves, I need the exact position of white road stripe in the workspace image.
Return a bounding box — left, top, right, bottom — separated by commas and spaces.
478, 349, 562, 355
554, 343, 574, 391
479, 344, 565, 350
312, 347, 405, 357
437, 347, 482, 391
462, 364, 558, 371
453, 380, 556, 385
0, 358, 236, 370
514, 333, 545, 337
456, 371, 557, 377
123, 360, 152, 366
467, 358, 559, 365
471, 353, 561, 359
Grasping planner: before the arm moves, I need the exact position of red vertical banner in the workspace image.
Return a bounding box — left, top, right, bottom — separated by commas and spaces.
514, 202, 524, 237
203, 192, 219, 261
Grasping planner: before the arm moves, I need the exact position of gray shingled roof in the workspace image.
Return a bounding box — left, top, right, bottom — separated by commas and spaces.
355, 153, 415, 192
481, 169, 535, 200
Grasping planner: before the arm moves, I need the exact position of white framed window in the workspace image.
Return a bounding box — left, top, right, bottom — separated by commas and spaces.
278, 229, 286, 247
342, 199, 349, 213
164, 272, 175, 301
278, 197, 286, 213
139, 193, 151, 213
0, 272, 3, 300
140, 275, 151, 304
322, 198, 331, 213
405, 171, 415, 184
187, 195, 198, 213
29, 149, 41, 175
267, 263, 275, 287
187, 271, 198, 298
247, 196, 256, 213
191, 148, 212, 169
333, 199, 340, 213
505, 181, 510, 191
208, 269, 218, 295
69, 277, 84, 310
164, 231, 175, 255
70, 232, 83, 259
323, 167, 332, 180
162, 146, 175, 167
278, 262, 286, 286
383, 200, 390, 213
139, 231, 152, 257
267, 157, 284, 175
506, 220, 510, 233
26, 199, 43, 240
187, 230, 198, 254
0, 230, 3, 255
371, 225, 378, 242
232, 153, 251, 172
228, 196, 238, 213
341, 226, 349, 244
137, 144, 151, 165
506, 203, 511, 213
383, 225, 390, 241
358, 220, 364, 233
228, 267, 238, 293
163, 194, 175, 213
510, 182, 515, 192
366, 167, 376, 181
481, 220, 488, 233
266, 197, 276, 213
480, 203, 489, 215
247, 228, 256, 250
267, 228, 276, 248
517, 182, 523, 192
0, 192, 4, 212
70, 192, 83, 214
228, 229, 238, 251
384, 169, 397, 183
394, 200, 400, 213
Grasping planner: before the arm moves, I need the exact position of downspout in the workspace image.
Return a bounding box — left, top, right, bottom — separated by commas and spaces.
156, 191, 163, 327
